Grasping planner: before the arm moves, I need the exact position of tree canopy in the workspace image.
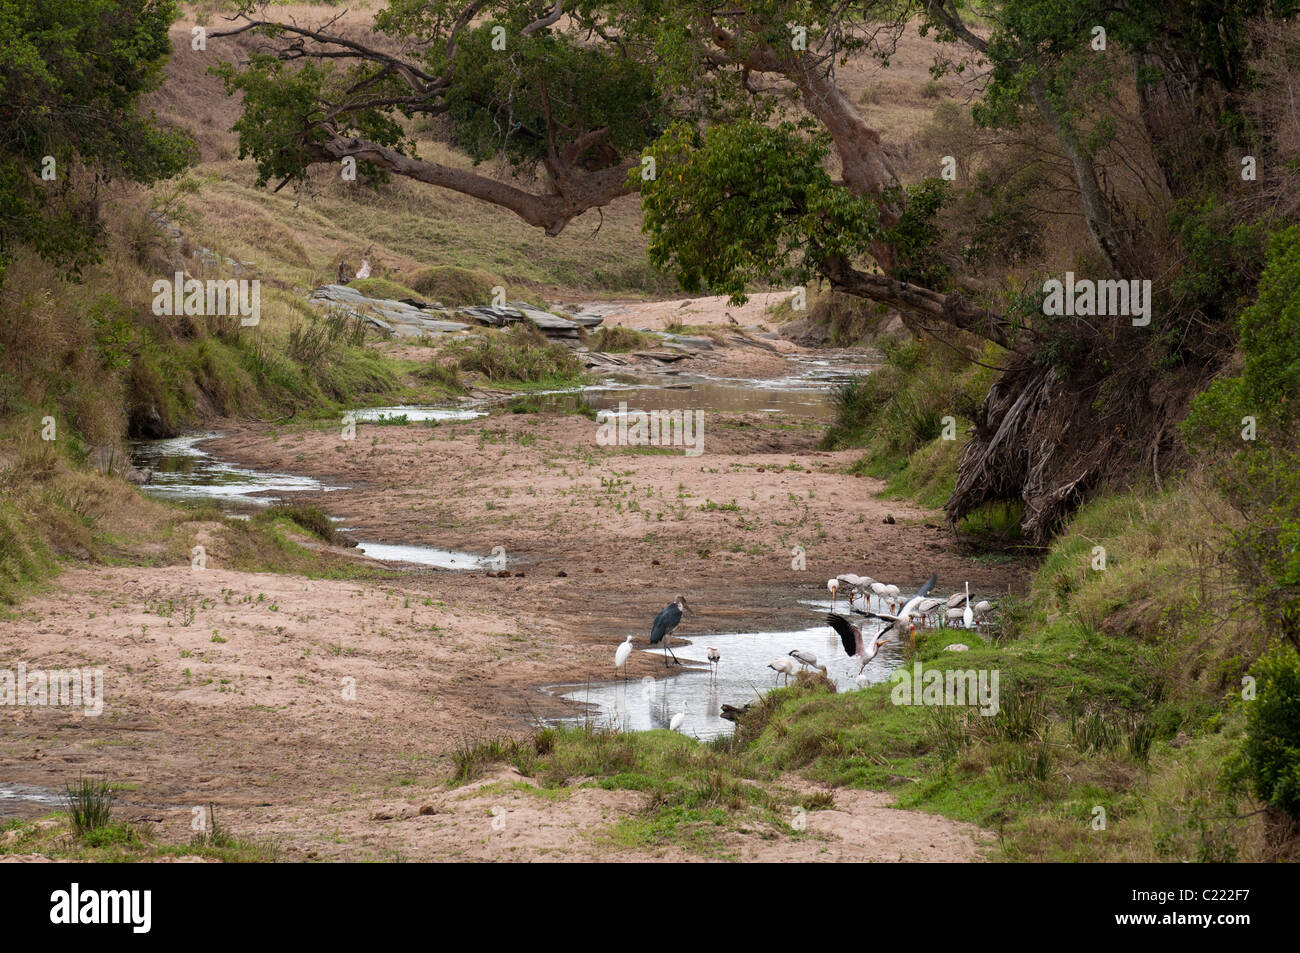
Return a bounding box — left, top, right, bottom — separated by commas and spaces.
207, 0, 1300, 539
0, 0, 194, 283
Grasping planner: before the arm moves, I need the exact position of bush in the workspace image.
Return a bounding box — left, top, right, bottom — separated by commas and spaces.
406, 265, 500, 306
1184, 226, 1300, 645
65, 776, 116, 836
453, 323, 582, 384
1236, 646, 1300, 820
583, 326, 652, 353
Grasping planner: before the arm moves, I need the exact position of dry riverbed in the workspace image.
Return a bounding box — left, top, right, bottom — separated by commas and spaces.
1, 318, 1021, 861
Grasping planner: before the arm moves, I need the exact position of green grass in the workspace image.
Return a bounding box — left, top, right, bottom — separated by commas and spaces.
826, 337, 997, 487
449, 323, 584, 385
347, 276, 425, 301
405, 265, 501, 306
582, 326, 654, 353
0, 491, 57, 604
446, 722, 808, 854
65, 776, 117, 835
251, 504, 349, 546
441, 481, 1285, 861
0, 811, 279, 862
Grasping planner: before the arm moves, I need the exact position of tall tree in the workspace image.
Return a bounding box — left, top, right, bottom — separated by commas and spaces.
0, 0, 194, 283
216, 0, 1295, 540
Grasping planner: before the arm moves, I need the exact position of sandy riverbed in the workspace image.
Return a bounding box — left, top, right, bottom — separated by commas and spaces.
1, 308, 1020, 861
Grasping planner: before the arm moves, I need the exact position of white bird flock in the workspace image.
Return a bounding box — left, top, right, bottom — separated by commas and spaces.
604, 580, 996, 732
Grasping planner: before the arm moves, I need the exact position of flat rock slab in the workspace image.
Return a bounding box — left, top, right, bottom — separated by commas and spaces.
581, 351, 631, 369
657, 333, 716, 350
309, 284, 478, 340
459, 302, 582, 337
630, 349, 691, 363
309, 285, 605, 342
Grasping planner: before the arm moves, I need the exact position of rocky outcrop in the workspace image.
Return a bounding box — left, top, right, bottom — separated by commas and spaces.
146, 210, 254, 276
308, 285, 602, 343
459, 303, 584, 339
309, 284, 475, 338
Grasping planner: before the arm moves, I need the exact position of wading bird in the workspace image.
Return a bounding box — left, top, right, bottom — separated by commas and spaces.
789, 648, 819, 669
963, 582, 974, 629
614, 635, 634, 679
837, 573, 874, 589
852, 574, 938, 631
915, 597, 944, 629
826, 614, 889, 676
650, 595, 689, 666
837, 574, 874, 610
768, 656, 797, 685
884, 584, 901, 613
826, 578, 840, 608
670, 712, 686, 732
706, 646, 721, 681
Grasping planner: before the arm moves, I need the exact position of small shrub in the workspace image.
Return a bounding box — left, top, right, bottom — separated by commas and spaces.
453, 323, 582, 384
65, 775, 115, 836
406, 265, 499, 306
1235, 646, 1300, 819
583, 326, 652, 353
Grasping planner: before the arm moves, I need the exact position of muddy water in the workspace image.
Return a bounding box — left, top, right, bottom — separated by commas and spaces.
545, 599, 913, 740
350, 406, 487, 423
351, 540, 499, 570
131, 433, 344, 515
535, 351, 877, 418
127, 349, 892, 735
0, 783, 65, 822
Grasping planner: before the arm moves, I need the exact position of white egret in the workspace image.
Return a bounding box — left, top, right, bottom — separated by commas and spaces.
614, 635, 633, 679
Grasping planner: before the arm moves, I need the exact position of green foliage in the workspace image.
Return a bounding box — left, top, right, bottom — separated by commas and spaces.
953, 0, 1290, 132
883, 178, 951, 288
1184, 226, 1300, 645
638, 119, 880, 303
0, 0, 194, 282
1167, 198, 1267, 334
214, 54, 410, 188
1235, 646, 1300, 819
451, 323, 582, 384
960, 167, 1045, 267
444, 24, 663, 170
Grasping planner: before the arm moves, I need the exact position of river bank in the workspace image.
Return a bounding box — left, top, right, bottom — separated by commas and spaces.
0, 308, 1028, 860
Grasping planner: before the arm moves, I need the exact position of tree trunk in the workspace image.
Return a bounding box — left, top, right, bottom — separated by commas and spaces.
311, 134, 636, 236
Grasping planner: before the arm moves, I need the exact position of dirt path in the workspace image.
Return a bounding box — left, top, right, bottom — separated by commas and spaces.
1, 323, 1023, 861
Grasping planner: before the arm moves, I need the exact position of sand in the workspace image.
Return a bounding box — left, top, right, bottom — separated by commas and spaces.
1, 318, 1021, 861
